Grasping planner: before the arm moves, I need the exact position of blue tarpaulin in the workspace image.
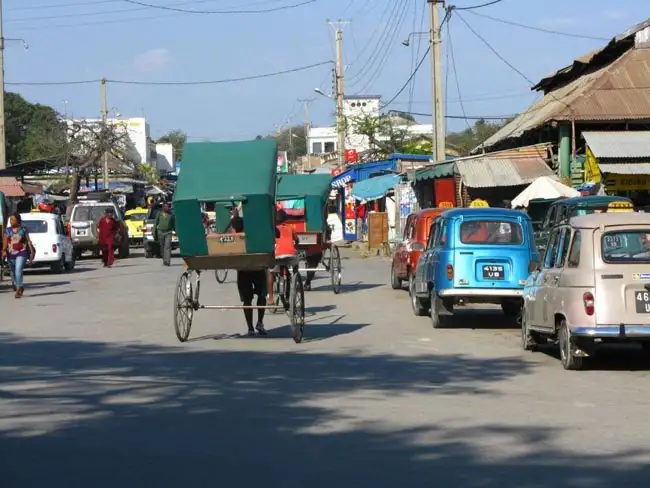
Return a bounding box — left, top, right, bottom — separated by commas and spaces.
351, 174, 401, 201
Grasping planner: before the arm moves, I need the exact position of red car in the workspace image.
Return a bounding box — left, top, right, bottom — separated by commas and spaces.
391, 208, 445, 289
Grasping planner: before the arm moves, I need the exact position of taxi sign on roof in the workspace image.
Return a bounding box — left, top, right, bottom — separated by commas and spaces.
469, 199, 489, 208
439, 201, 454, 208
606, 201, 634, 213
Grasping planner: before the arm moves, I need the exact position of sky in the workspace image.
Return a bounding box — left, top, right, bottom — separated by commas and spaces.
4, 0, 648, 142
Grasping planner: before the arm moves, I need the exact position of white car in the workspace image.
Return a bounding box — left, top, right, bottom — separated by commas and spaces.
20, 213, 76, 273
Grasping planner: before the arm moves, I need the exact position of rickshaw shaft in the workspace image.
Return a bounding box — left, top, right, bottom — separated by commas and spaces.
200, 305, 283, 310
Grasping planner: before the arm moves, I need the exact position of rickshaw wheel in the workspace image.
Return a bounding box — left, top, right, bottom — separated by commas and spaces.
174, 271, 194, 342
321, 247, 331, 272
215, 269, 228, 283
270, 271, 283, 314
289, 271, 305, 343
330, 245, 342, 294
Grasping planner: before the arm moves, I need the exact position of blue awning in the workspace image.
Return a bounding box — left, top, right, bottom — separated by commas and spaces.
351, 174, 401, 201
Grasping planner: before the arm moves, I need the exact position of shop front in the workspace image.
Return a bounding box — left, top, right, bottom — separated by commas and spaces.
582, 131, 650, 208
413, 161, 457, 209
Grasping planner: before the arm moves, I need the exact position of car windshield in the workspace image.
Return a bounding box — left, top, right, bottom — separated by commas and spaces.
601, 231, 650, 263
460, 220, 523, 245
73, 205, 113, 222
126, 213, 147, 222
22, 220, 48, 233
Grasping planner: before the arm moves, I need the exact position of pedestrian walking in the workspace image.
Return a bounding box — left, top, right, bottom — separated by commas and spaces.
97, 208, 118, 267
3, 214, 35, 298
153, 203, 175, 266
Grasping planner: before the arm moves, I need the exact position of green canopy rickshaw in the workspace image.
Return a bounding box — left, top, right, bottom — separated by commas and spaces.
172, 139, 305, 343
275, 173, 342, 296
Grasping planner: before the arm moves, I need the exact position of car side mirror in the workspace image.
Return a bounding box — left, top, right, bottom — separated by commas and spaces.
528, 261, 541, 274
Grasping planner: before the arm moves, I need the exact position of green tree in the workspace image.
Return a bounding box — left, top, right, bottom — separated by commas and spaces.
5, 92, 68, 165
157, 130, 186, 162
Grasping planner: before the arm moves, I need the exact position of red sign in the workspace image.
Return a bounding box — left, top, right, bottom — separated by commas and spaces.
344, 148, 358, 163
331, 167, 343, 177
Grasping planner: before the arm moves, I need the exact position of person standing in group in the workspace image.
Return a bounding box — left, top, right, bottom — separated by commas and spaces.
3, 214, 35, 298
97, 208, 119, 268
153, 203, 175, 266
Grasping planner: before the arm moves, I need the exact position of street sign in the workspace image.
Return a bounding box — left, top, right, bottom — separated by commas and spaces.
605, 174, 650, 191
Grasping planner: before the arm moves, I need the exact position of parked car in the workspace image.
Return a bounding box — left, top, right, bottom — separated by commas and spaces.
535, 195, 633, 253
69, 198, 129, 259
143, 203, 178, 259
124, 207, 148, 245
522, 211, 650, 370
391, 208, 446, 290
20, 212, 75, 273
411, 208, 539, 327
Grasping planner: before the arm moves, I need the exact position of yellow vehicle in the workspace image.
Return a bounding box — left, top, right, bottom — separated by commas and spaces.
125, 207, 148, 245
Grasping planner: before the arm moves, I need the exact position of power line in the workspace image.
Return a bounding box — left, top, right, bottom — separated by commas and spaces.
447, 16, 472, 130
6, 61, 332, 86
465, 10, 610, 40
454, 0, 504, 10
405, 111, 516, 120
380, 46, 430, 108
346, 0, 404, 87
121, 0, 316, 14
7, 0, 118, 11
356, 0, 410, 93
455, 11, 534, 85
6, 0, 229, 22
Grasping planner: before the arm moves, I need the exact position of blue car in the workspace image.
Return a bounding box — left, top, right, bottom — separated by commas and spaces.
411, 208, 540, 328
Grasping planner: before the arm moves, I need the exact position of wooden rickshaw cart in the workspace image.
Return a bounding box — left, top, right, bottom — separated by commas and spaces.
274, 173, 342, 297
172, 140, 306, 343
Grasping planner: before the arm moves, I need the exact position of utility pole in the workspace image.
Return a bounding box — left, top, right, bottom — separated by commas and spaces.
0, 0, 7, 170
297, 97, 313, 172
428, 0, 445, 162
100, 77, 109, 190
288, 116, 294, 172
328, 19, 349, 166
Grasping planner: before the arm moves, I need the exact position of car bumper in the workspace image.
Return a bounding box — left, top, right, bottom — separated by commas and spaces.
438, 288, 523, 298
572, 326, 650, 339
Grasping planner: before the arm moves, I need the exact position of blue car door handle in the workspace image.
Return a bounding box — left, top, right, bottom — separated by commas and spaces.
459, 251, 473, 255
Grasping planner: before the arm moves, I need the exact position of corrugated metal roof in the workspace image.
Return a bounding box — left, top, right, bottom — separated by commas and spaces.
415, 162, 456, 181
599, 163, 650, 174
583, 131, 650, 158
479, 48, 650, 151
0, 177, 25, 197
456, 156, 553, 188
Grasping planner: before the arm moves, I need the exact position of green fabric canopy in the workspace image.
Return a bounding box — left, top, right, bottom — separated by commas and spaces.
175, 139, 278, 203
276, 173, 332, 232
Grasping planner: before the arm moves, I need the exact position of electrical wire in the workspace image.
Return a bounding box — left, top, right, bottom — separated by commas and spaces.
7, 0, 118, 10
380, 45, 430, 108
465, 10, 610, 40
447, 15, 472, 130
455, 11, 534, 85
6, 0, 279, 22
6, 61, 332, 86
454, 0, 504, 10
346, 0, 404, 87
121, 0, 315, 14
381, 7, 451, 108
406, 111, 517, 120
407, 0, 425, 114
356, 0, 411, 93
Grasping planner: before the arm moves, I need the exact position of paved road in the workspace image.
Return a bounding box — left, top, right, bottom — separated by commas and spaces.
2, 250, 650, 487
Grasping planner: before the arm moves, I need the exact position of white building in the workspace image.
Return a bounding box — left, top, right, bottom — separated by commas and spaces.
307, 95, 433, 156
155, 142, 174, 173
67, 117, 156, 166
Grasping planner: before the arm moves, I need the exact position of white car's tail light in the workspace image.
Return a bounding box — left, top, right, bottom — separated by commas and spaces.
583, 292, 595, 316
52, 244, 57, 253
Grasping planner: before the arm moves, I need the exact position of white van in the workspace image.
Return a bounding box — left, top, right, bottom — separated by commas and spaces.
20, 213, 75, 273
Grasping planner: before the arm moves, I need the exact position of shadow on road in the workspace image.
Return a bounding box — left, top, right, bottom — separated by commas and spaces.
538, 343, 650, 371
444, 308, 520, 330
0, 332, 648, 486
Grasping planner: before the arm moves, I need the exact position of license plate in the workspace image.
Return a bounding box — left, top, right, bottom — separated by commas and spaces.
297, 234, 317, 245
77, 230, 87, 236
635, 291, 650, 313
482, 265, 504, 280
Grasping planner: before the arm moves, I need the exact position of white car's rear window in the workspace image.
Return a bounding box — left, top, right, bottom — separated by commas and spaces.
22, 220, 48, 234
602, 231, 650, 263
